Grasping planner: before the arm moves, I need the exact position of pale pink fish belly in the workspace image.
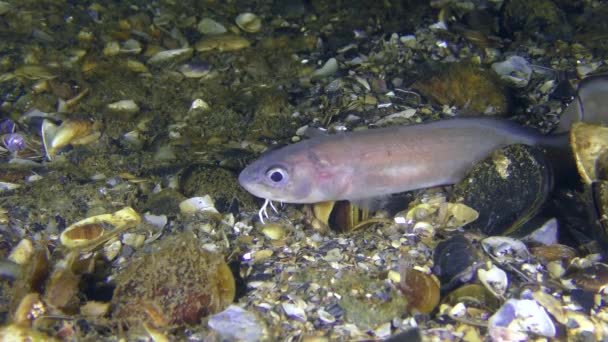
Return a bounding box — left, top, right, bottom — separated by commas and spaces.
238, 118, 564, 204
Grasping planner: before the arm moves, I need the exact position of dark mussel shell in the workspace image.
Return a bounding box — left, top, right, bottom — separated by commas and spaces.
433, 234, 480, 293
450, 144, 553, 236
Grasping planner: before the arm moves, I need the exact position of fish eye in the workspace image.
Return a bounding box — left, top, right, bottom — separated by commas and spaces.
265, 167, 288, 185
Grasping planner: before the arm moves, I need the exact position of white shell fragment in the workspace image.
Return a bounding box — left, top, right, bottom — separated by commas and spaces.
147, 47, 193, 66
107, 99, 139, 114
235, 13, 261, 33
208, 305, 265, 342
282, 302, 307, 322
491, 56, 533, 88
179, 195, 220, 216
488, 299, 556, 339
477, 263, 508, 298
482, 236, 530, 264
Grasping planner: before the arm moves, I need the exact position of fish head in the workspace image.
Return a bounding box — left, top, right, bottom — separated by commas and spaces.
238, 147, 315, 203
238, 140, 351, 203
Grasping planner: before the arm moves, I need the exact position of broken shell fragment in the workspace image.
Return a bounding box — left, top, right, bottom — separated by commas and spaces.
235, 13, 261, 33
477, 263, 508, 298
42, 119, 100, 160
147, 47, 193, 67
179, 195, 220, 216
481, 236, 530, 264
107, 99, 140, 115
488, 299, 556, 339
195, 34, 251, 52
60, 207, 141, 250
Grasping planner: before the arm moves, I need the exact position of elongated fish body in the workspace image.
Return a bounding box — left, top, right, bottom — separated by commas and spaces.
238, 117, 566, 204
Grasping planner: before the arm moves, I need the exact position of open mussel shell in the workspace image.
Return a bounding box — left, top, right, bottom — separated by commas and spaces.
450, 144, 553, 236
60, 207, 141, 250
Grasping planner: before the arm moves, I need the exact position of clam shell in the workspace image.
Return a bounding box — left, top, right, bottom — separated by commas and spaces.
60, 207, 141, 249
235, 13, 261, 33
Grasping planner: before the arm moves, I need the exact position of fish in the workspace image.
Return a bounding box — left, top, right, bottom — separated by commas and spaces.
238, 74, 608, 222
239, 118, 567, 221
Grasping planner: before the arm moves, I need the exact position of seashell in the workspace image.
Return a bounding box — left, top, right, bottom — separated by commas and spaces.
208, 305, 266, 342
147, 47, 193, 66
102, 41, 120, 56
0, 1, 10, 15
477, 263, 508, 298
107, 99, 140, 115
570, 122, 608, 184
481, 236, 530, 264
0, 324, 55, 341
14, 65, 58, 80
80, 301, 110, 317
126, 59, 149, 73
591, 180, 608, 251
261, 223, 286, 240
399, 267, 440, 314
197, 17, 227, 35
13, 293, 45, 325
235, 13, 261, 33
195, 34, 251, 52
178, 62, 211, 78
43, 253, 81, 311
450, 145, 552, 235
433, 235, 480, 290
179, 195, 220, 216
442, 284, 501, 311
311, 58, 338, 80
42, 119, 101, 160
7, 239, 34, 265
530, 244, 577, 262
531, 290, 566, 325
491, 55, 533, 88
60, 207, 141, 250
488, 299, 556, 339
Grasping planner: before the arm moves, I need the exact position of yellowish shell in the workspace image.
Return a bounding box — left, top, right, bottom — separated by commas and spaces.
42, 119, 101, 160
235, 13, 261, 33
60, 207, 141, 250
570, 122, 608, 184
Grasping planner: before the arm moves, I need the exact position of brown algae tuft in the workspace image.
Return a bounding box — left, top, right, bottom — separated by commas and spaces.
111, 233, 235, 328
